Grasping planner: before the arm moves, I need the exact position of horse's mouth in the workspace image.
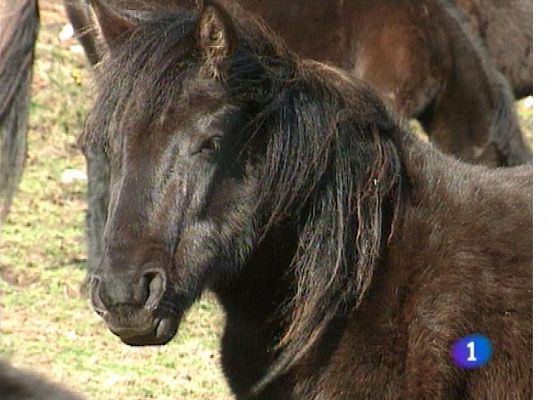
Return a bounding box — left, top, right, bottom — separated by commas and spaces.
103, 308, 181, 346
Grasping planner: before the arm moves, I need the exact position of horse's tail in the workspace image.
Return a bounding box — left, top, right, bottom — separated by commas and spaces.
0, 0, 39, 223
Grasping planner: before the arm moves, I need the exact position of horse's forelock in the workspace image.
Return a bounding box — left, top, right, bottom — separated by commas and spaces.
82, 6, 293, 150
82, 11, 199, 148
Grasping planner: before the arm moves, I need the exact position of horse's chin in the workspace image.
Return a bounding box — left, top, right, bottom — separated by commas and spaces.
118, 317, 180, 346
104, 309, 182, 346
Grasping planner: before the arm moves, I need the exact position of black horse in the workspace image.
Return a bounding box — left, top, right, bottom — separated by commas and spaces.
74, 0, 533, 276
84, 1, 532, 398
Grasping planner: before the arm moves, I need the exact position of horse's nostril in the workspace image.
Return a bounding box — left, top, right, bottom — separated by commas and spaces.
90, 269, 166, 313
90, 276, 108, 316
143, 269, 166, 310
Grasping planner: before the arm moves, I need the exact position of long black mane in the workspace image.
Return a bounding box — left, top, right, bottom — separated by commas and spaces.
83, 7, 405, 390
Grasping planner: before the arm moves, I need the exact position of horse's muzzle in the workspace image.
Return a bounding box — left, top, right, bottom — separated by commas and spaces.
90, 274, 180, 346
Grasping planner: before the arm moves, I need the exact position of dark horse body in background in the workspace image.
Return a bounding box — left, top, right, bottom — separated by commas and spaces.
85, 1, 532, 399
454, 0, 532, 98
229, 0, 532, 165
0, 0, 38, 223
68, 0, 532, 166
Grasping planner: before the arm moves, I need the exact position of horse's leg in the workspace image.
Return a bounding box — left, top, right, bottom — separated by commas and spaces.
418, 64, 532, 167
0, 0, 39, 223
351, 2, 444, 122
64, 0, 102, 66
400, 329, 463, 399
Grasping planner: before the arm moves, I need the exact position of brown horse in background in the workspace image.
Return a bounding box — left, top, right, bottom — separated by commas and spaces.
66, 0, 532, 166
454, 0, 532, 98
84, 1, 532, 398
230, 0, 532, 166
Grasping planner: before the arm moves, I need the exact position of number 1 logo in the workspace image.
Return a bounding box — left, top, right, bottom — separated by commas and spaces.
466, 341, 477, 362
451, 335, 492, 369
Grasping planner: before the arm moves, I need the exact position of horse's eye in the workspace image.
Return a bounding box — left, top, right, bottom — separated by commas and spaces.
196, 135, 222, 155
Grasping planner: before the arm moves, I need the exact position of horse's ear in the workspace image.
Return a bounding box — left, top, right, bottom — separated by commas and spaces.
89, 0, 139, 50
196, 1, 238, 77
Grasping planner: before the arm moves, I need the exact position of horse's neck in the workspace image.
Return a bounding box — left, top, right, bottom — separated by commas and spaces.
209, 131, 447, 396
213, 225, 296, 319
210, 226, 297, 396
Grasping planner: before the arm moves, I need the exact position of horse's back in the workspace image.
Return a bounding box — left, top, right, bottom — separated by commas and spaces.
391, 159, 532, 397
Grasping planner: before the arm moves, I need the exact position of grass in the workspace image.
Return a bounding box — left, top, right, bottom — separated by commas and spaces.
0, 1, 532, 400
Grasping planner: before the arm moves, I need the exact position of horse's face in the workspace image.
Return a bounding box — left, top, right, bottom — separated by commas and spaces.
92, 95, 257, 346
88, 2, 259, 345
